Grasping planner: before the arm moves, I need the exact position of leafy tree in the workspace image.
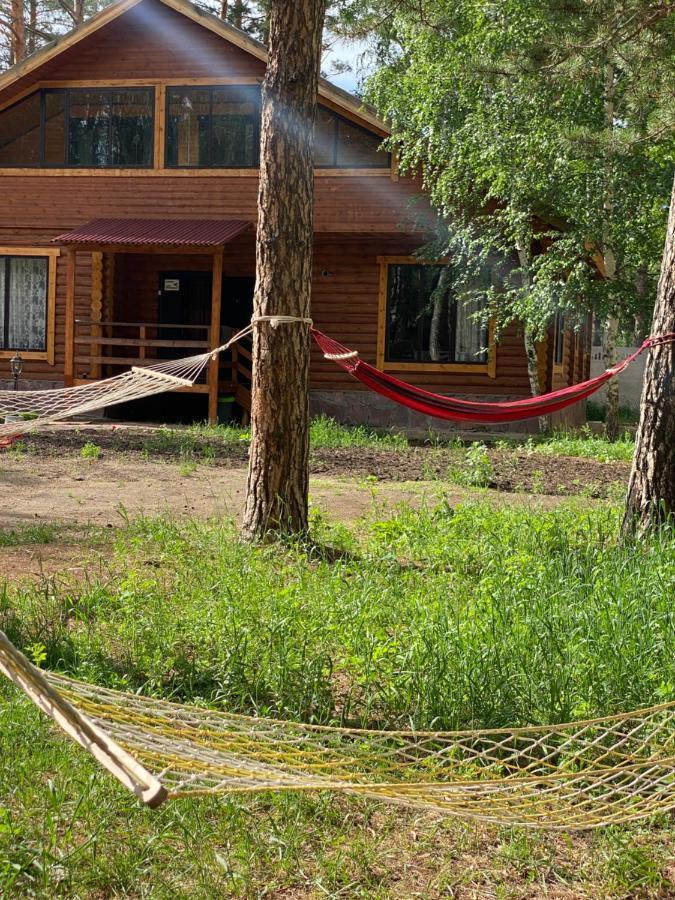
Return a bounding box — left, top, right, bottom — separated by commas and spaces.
339, 0, 674, 436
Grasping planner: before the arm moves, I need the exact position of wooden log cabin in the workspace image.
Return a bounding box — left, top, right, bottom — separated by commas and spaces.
0, 0, 590, 429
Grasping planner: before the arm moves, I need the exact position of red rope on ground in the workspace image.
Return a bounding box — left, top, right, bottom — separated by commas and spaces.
311, 330, 675, 425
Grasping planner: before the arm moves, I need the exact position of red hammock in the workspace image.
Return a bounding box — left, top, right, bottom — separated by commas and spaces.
311, 330, 674, 425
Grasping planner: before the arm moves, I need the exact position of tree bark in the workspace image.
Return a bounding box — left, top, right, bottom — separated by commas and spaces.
602, 314, 620, 439
242, 0, 326, 540
622, 174, 675, 533
516, 244, 548, 433
10, 0, 25, 64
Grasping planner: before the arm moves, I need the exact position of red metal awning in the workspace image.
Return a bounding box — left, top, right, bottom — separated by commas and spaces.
53, 218, 252, 248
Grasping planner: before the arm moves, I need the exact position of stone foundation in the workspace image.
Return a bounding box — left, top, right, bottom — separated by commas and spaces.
309, 390, 543, 437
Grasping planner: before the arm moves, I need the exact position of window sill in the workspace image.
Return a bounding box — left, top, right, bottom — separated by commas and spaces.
382, 361, 492, 375
0, 167, 393, 178
0, 349, 50, 362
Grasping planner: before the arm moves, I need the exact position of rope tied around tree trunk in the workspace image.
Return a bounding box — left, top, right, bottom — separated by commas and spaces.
210, 315, 314, 359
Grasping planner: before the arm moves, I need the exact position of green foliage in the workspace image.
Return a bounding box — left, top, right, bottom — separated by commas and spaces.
79, 441, 101, 460
356, 0, 674, 338
2, 502, 672, 730
309, 414, 407, 448
0, 501, 673, 896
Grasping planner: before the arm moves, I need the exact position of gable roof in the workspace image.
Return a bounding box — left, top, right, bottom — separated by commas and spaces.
0, 0, 388, 134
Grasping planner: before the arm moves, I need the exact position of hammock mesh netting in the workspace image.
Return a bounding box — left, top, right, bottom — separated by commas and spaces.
1, 631, 674, 829
0, 352, 212, 441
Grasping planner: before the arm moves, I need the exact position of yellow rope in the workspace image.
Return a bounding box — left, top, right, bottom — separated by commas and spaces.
2, 632, 674, 829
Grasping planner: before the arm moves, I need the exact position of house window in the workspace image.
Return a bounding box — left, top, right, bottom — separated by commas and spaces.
0, 255, 49, 351
384, 263, 488, 365
0, 88, 154, 167
315, 106, 389, 168
166, 85, 260, 168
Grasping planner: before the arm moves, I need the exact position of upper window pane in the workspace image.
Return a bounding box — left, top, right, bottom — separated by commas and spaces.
0, 88, 153, 168
68, 90, 111, 166
314, 107, 337, 166
336, 118, 386, 167
313, 105, 389, 168
44, 91, 66, 166
212, 87, 258, 167
167, 88, 210, 167
167, 86, 259, 168
111, 90, 154, 166
0, 93, 41, 166
385, 264, 488, 365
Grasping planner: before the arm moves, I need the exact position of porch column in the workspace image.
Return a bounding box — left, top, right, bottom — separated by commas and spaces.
208, 248, 224, 424
64, 247, 76, 387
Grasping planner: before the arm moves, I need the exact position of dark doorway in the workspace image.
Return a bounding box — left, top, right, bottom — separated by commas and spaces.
158, 270, 255, 336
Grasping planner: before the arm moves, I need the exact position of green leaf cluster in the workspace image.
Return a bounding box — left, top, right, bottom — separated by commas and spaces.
347, 0, 675, 337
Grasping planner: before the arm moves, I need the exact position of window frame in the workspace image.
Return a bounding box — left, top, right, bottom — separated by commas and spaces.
0, 87, 155, 169
0, 247, 59, 363
376, 256, 496, 376
315, 104, 390, 169
165, 84, 261, 170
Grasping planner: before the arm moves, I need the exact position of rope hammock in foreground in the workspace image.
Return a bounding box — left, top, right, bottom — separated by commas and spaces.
312, 330, 675, 423
1, 632, 674, 829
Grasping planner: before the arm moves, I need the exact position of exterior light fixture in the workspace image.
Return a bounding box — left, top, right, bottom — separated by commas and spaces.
10, 352, 22, 390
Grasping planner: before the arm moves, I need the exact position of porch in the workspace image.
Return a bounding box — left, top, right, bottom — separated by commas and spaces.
54, 218, 256, 423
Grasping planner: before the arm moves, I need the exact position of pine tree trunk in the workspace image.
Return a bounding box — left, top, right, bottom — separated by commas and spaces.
622, 174, 675, 533
242, 0, 326, 540
10, 0, 25, 64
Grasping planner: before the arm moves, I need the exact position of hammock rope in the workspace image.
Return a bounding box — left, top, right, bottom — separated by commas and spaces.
311, 330, 675, 424
1, 631, 673, 829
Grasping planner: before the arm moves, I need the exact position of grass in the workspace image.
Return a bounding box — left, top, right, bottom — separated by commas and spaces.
0, 499, 673, 897
515, 429, 635, 463
102, 415, 634, 467
2, 501, 672, 728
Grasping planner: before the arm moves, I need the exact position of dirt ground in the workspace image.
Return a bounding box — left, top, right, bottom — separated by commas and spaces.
0, 425, 629, 584
21, 424, 630, 497
0, 453, 568, 531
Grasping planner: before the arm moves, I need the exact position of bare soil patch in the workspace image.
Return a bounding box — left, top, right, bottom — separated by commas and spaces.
20, 426, 629, 498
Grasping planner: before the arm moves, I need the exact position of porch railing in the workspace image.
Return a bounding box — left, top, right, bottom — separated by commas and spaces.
73, 320, 211, 374
72, 319, 253, 414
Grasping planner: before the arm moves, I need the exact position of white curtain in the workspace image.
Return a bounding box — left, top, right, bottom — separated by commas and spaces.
455, 294, 487, 362
7, 257, 47, 351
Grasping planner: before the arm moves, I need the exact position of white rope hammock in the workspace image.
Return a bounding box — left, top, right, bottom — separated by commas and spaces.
1, 631, 673, 829
0, 316, 312, 440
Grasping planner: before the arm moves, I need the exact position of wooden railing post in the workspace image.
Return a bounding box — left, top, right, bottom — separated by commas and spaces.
64, 248, 76, 387
208, 249, 224, 424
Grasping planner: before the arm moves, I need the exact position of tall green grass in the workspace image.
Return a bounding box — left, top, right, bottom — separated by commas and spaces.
1, 501, 671, 730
